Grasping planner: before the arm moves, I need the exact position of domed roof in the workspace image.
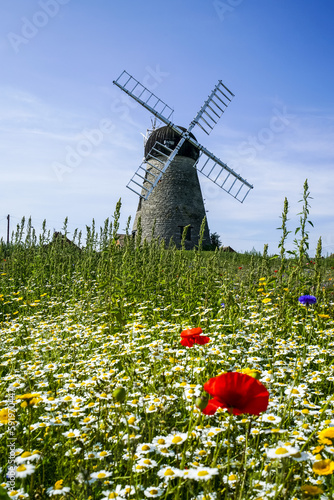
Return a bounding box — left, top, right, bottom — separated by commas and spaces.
144, 126, 200, 161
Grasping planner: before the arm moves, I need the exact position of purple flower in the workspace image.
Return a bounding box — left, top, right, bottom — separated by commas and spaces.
298, 295, 317, 305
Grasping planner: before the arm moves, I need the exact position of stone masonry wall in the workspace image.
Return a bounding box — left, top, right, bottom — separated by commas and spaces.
132, 155, 210, 249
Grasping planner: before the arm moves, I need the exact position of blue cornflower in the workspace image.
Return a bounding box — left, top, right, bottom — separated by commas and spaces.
298, 295, 317, 305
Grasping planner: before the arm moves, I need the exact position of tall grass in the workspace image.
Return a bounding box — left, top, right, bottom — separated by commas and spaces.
0, 185, 334, 499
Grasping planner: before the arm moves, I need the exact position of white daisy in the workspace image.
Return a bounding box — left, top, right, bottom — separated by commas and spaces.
157, 466, 183, 480
194, 493, 217, 500
186, 467, 219, 481
16, 450, 41, 463
135, 458, 157, 470
155, 447, 175, 457
96, 450, 112, 459
266, 444, 299, 459
136, 443, 156, 454
7, 490, 29, 499
15, 463, 35, 478
258, 414, 282, 424
143, 486, 164, 497
222, 473, 238, 486
165, 432, 188, 446
284, 386, 306, 398
47, 481, 71, 496
152, 435, 170, 448
62, 429, 81, 439
89, 470, 113, 481
100, 486, 124, 500
119, 484, 136, 497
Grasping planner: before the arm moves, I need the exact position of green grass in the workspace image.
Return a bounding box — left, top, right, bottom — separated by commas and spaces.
1, 196, 334, 499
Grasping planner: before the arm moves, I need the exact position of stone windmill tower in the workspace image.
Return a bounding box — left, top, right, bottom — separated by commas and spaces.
113, 71, 253, 248
132, 125, 210, 249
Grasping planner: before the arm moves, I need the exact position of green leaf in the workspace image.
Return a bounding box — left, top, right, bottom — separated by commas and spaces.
0, 486, 11, 500
295, 228, 300, 235
308, 220, 314, 227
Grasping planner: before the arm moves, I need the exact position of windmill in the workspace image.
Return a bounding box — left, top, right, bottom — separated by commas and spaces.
113, 70, 253, 249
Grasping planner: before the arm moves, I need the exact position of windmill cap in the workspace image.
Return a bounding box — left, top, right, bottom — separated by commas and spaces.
144, 125, 200, 161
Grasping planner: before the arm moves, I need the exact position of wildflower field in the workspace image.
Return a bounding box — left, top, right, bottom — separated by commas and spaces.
1, 189, 334, 499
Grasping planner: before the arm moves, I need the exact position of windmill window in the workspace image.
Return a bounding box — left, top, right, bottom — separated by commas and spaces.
179, 226, 192, 241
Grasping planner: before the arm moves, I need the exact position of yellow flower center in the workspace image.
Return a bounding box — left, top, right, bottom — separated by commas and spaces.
275, 447, 288, 455
54, 480, 63, 490
97, 472, 106, 478
17, 465, 26, 472
172, 436, 183, 444
141, 445, 150, 451
198, 471, 209, 476
164, 468, 175, 476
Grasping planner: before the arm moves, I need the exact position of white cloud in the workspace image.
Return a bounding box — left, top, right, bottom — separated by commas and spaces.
0, 85, 333, 255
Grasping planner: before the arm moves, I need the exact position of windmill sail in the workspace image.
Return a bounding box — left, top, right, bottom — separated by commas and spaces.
191, 81, 234, 135
194, 152, 252, 203
113, 70, 174, 123
126, 141, 175, 199
113, 70, 253, 203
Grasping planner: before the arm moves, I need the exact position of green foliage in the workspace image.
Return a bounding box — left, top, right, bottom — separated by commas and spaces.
1, 184, 334, 499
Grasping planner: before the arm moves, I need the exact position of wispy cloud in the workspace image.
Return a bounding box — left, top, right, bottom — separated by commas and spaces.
0, 84, 333, 255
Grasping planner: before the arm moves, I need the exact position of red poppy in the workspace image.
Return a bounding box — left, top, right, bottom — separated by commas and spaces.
180, 327, 210, 348
202, 372, 269, 416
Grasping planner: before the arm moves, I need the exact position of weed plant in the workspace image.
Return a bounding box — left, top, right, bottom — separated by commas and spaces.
0, 185, 334, 499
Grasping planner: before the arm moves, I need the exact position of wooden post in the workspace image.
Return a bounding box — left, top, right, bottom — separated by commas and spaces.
7, 214, 10, 246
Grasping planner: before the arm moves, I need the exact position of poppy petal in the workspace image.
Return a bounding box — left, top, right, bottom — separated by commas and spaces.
194, 336, 210, 345
201, 397, 224, 415
203, 372, 269, 416
180, 338, 195, 347
181, 327, 203, 338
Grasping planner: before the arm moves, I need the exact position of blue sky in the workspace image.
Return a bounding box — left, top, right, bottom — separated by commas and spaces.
1, 0, 333, 254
